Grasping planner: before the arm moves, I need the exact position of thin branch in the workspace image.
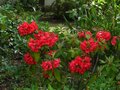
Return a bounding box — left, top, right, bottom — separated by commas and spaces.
92, 56, 99, 73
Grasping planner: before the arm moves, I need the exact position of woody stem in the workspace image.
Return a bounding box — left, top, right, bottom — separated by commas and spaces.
92, 55, 99, 73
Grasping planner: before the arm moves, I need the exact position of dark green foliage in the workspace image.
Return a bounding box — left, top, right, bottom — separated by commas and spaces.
67, 0, 120, 31
51, 0, 76, 19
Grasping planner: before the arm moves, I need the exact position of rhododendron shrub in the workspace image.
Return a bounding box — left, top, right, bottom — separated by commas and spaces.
17, 21, 120, 89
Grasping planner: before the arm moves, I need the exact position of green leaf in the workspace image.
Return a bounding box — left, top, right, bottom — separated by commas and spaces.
100, 59, 106, 64
88, 75, 97, 85
33, 52, 40, 62
69, 48, 76, 58
116, 73, 120, 80
48, 84, 54, 90
63, 86, 69, 90
23, 88, 31, 90
63, 15, 73, 30
29, 84, 38, 90
48, 70, 53, 78
86, 34, 90, 40
54, 69, 61, 82
0, 23, 7, 30
118, 42, 120, 50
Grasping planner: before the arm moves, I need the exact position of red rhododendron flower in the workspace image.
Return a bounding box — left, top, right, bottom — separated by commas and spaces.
53, 59, 60, 68
96, 31, 111, 41
30, 21, 38, 30
111, 36, 117, 46
28, 38, 41, 52
18, 22, 29, 36
69, 56, 91, 74
24, 52, 36, 65
41, 59, 60, 71
34, 31, 58, 47
78, 31, 92, 39
80, 38, 98, 53
78, 31, 85, 38
41, 61, 52, 71
18, 21, 38, 36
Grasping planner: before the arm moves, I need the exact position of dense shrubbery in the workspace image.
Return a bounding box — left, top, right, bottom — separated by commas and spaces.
0, 0, 120, 90
67, 0, 120, 30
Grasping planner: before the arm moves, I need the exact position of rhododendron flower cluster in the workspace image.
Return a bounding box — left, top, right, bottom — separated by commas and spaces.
18, 21, 38, 36
41, 59, 60, 71
18, 21, 59, 68
24, 52, 36, 65
80, 38, 98, 53
69, 56, 91, 74
28, 31, 58, 52
78, 31, 92, 39
96, 31, 111, 41
78, 30, 116, 54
